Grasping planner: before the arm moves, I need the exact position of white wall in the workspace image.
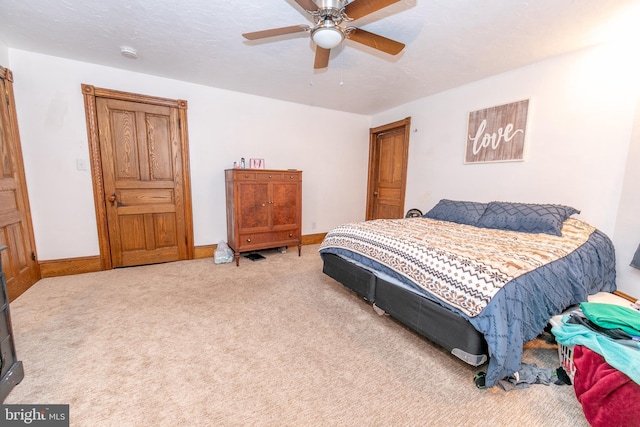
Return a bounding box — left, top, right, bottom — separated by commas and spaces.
372, 43, 640, 297
8, 49, 371, 260
0, 40, 7, 66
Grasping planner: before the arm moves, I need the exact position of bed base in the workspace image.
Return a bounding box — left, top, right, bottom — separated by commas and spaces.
321, 253, 488, 366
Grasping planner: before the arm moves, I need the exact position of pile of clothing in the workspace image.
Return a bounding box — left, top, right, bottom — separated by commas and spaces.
552, 302, 640, 427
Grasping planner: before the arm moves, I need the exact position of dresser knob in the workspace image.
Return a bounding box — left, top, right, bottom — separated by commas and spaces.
246, 238, 251, 243
269, 175, 272, 178
289, 233, 293, 237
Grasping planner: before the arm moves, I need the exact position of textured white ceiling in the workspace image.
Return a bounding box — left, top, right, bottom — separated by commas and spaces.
0, 0, 638, 115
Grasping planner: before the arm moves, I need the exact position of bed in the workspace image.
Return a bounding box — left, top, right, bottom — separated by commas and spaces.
319, 200, 617, 388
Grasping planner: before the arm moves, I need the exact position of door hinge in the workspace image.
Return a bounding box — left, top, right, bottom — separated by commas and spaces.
31, 252, 36, 261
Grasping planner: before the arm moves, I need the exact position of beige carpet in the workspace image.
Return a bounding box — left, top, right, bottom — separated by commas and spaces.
5, 245, 588, 426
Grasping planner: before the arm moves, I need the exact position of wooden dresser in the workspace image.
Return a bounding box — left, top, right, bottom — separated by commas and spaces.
0, 246, 24, 402
225, 169, 302, 266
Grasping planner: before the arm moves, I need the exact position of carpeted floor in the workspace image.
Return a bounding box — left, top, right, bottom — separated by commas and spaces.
4, 245, 588, 426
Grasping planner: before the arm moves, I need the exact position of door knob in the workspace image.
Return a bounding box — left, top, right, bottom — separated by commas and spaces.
107, 194, 117, 205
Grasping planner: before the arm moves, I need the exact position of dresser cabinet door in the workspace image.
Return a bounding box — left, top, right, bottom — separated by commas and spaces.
237, 181, 270, 231
272, 181, 300, 229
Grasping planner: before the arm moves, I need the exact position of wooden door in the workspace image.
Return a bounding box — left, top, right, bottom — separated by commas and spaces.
82, 85, 193, 269
366, 117, 411, 220
0, 66, 39, 300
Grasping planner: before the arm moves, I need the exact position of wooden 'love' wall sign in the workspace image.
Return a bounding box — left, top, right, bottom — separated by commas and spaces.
465, 99, 529, 164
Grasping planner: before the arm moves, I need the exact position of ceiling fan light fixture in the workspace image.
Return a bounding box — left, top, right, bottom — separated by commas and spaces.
311, 21, 344, 49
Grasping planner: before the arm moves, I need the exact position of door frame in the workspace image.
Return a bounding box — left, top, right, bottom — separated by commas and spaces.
365, 117, 411, 220
81, 84, 194, 270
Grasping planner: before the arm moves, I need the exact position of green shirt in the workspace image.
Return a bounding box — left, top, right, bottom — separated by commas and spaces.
580, 302, 640, 337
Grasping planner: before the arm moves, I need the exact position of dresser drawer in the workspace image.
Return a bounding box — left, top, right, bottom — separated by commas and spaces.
239, 230, 299, 246
283, 172, 301, 181
256, 172, 283, 181
234, 172, 257, 181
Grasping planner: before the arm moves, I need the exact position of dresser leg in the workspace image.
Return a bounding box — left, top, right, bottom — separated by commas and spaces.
298, 244, 301, 257
234, 253, 240, 266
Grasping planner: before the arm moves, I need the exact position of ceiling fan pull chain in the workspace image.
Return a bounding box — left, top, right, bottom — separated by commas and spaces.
340, 41, 345, 87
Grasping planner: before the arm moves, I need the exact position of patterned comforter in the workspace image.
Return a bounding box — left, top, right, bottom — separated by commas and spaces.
319, 217, 616, 387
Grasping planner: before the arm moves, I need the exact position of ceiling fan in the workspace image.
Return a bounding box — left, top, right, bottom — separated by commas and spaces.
242, 0, 405, 69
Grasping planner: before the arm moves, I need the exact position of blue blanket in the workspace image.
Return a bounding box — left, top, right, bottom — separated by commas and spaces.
320, 226, 616, 388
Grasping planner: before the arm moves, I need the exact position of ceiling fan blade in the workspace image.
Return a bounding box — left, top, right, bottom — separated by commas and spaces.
314, 47, 331, 69
344, 0, 402, 20
242, 25, 310, 40
347, 28, 405, 55
294, 0, 319, 11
